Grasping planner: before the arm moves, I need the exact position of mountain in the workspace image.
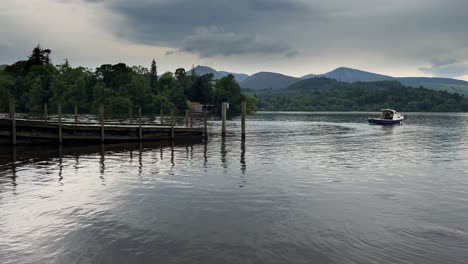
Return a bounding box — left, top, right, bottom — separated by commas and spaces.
300, 74, 316, 79
298, 67, 468, 95
240, 72, 299, 90
321, 67, 395, 82
189, 65, 249, 82
0, 64, 7, 71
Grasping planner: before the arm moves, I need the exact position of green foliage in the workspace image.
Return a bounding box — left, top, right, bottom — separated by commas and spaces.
255, 77, 468, 112
2, 45, 257, 116
215, 74, 242, 113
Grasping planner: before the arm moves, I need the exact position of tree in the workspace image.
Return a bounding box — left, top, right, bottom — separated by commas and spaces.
26, 45, 51, 71
150, 59, 158, 92
215, 74, 242, 113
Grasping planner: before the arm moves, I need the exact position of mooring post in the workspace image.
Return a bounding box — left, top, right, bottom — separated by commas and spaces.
185, 109, 189, 127
74, 104, 78, 124
100, 105, 104, 143
171, 108, 175, 140
9, 97, 16, 145
241, 101, 246, 139
190, 115, 193, 128
58, 103, 63, 144
160, 108, 164, 125
129, 106, 133, 123
203, 108, 208, 138
44, 102, 48, 121
221, 102, 227, 136
138, 106, 143, 141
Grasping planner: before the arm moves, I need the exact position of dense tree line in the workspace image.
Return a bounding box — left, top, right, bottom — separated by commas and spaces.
0, 45, 257, 116
254, 77, 468, 112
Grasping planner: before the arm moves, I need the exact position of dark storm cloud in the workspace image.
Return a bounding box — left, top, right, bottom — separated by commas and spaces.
174, 26, 295, 58
101, 0, 310, 56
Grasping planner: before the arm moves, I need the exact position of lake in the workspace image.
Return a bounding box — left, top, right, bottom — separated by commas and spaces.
1, 112, 468, 264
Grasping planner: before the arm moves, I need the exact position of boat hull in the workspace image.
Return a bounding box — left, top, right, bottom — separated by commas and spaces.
368, 118, 403, 125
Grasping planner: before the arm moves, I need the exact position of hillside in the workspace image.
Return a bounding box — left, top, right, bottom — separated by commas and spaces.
240, 72, 299, 90
253, 77, 468, 112
321, 67, 394, 82
189, 66, 249, 82
0, 64, 7, 71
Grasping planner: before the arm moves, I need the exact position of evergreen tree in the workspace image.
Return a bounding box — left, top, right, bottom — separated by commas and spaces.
150, 59, 158, 92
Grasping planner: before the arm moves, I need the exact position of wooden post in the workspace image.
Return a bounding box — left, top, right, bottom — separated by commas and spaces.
100, 105, 104, 143
203, 108, 208, 138
138, 106, 143, 141
129, 106, 133, 123
160, 108, 164, 125
190, 115, 193, 128
221, 102, 227, 136
241, 101, 246, 139
58, 103, 62, 144
9, 97, 16, 145
185, 109, 189, 127
44, 102, 48, 121
171, 108, 175, 140
74, 104, 78, 124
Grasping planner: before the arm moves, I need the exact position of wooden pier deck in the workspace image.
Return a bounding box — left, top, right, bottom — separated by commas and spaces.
0, 118, 206, 145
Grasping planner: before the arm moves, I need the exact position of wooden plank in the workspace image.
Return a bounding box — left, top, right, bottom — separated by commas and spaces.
222, 102, 227, 136
241, 101, 246, 139
100, 105, 104, 142
58, 103, 62, 144
9, 97, 16, 145
160, 108, 164, 125
44, 102, 48, 121
138, 106, 143, 141
203, 108, 207, 138
74, 104, 78, 124
171, 109, 175, 140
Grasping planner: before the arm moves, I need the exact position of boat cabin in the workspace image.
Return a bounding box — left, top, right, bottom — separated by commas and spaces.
379, 109, 396, 120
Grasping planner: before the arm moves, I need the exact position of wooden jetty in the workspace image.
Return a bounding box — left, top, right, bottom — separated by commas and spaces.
0, 99, 207, 145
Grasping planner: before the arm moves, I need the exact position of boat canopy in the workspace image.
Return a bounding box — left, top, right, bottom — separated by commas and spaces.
380, 109, 397, 113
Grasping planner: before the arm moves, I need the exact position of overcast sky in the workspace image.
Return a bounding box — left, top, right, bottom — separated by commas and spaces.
1, 0, 468, 80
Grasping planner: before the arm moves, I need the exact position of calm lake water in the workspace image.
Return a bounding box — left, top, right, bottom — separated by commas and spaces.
1, 112, 468, 264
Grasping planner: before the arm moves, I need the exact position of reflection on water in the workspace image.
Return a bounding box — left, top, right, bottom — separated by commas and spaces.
1, 112, 468, 264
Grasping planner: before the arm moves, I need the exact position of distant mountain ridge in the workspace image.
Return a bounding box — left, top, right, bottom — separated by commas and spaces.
189, 65, 249, 82
183, 65, 468, 95
240, 72, 299, 90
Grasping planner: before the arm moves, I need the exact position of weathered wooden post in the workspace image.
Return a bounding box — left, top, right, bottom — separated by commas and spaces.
100, 105, 104, 143
129, 106, 133, 123
138, 106, 143, 141
74, 104, 78, 124
9, 97, 16, 145
58, 103, 63, 144
190, 115, 193, 128
241, 101, 246, 139
203, 108, 208, 138
185, 109, 189, 127
171, 108, 175, 140
160, 108, 164, 125
221, 102, 227, 136
44, 102, 48, 121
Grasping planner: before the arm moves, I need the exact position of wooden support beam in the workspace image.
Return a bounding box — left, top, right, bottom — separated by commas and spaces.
171, 109, 175, 140
241, 101, 246, 139
9, 97, 16, 145
138, 106, 143, 141
221, 102, 227, 136
160, 108, 164, 125
74, 104, 78, 124
58, 103, 62, 144
129, 106, 133, 122
203, 108, 208, 138
185, 109, 189, 127
44, 102, 48, 121
100, 105, 104, 143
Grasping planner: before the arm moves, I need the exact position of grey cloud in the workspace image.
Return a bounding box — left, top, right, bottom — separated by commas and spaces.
177, 27, 295, 58
419, 63, 468, 78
